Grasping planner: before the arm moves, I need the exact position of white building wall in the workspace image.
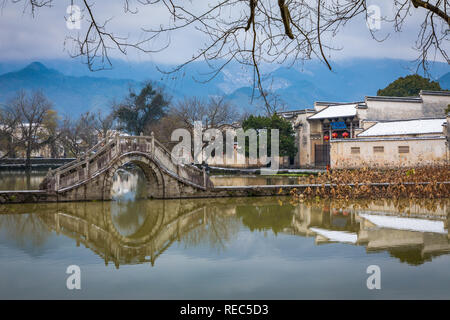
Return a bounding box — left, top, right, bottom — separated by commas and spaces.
330, 137, 448, 169
421, 92, 450, 117
364, 99, 423, 120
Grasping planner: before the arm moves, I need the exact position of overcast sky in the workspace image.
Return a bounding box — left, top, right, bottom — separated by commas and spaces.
0, 0, 448, 67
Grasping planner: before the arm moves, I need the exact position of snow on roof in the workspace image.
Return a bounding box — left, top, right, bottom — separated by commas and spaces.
309, 227, 358, 243
308, 103, 357, 120
359, 214, 447, 234
357, 118, 445, 137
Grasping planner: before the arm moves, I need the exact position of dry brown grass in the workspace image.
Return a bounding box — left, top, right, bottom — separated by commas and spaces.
290, 165, 450, 200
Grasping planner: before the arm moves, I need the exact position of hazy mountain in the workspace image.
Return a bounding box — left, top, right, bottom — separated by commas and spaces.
0, 58, 448, 117
225, 59, 449, 111
0, 62, 138, 116
438, 72, 450, 90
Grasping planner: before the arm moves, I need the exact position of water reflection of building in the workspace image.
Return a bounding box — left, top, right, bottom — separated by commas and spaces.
288, 200, 449, 265
1, 198, 448, 267
357, 213, 450, 265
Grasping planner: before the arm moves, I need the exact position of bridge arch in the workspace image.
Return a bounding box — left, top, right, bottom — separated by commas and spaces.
42, 135, 210, 201
103, 199, 167, 247
103, 152, 180, 200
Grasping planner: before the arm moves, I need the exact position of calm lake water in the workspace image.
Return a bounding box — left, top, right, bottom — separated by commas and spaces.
0, 171, 46, 190
0, 171, 307, 190
0, 169, 449, 299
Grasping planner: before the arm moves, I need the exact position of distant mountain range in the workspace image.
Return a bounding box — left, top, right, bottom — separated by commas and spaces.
0, 58, 448, 117
0, 62, 137, 116
438, 72, 450, 90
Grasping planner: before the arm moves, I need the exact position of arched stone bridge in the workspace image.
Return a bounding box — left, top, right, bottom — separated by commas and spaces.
4, 133, 445, 204
40, 134, 214, 201
37, 199, 215, 268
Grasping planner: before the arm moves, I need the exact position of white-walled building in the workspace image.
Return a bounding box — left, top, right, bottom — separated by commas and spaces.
330, 118, 448, 169
280, 90, 450, 168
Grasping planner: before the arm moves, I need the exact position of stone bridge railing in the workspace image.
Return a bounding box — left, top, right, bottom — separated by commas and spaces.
41, 133, 207, 192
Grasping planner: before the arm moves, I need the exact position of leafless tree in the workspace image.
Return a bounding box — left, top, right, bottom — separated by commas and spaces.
169, 96, 239, 162
5, 90, 54, 171
170, 97, 207, 132
59, 111, 98, 157
41, 109, 61, 158
7, 0, 450, 113
204, 96, 241, 128
146, 113, 185, 147
59, 117, 82, 157
95, 110, 115, 139
260, 90, 289, 115
172, 96, 239, 130
0, 104, 21, 158
77, 111, 98, 147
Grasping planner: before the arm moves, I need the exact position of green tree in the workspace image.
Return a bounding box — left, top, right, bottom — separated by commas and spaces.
241, 114, 297, 158
445, 104, 450, 114
377, 75, 442, 97
113, 82, 169, 135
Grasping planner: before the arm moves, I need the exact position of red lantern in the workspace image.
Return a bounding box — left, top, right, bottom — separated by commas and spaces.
331, 132, 338, 139
342, 132, 349, 138
324, 135, 329, 141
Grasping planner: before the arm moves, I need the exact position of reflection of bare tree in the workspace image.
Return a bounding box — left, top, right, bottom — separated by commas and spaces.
0, 213, 51, 248
292, 198, 449, 217
179, 206, 240, 252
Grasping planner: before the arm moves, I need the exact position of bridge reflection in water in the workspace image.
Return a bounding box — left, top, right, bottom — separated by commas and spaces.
1, 197, 448, 268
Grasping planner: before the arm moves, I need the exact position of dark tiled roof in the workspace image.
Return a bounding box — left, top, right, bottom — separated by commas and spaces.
420, 90, 450, 96
365, 96, 422, 103
279, 109, 316, 118
315, 101, 363, 106
331, 136, 445, 142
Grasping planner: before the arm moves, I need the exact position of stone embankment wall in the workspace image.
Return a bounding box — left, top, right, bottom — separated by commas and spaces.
0, 158, 75, 170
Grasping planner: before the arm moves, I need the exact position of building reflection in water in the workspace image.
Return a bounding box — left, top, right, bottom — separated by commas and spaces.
289, 199, 449, 265
0, 196, 448, 268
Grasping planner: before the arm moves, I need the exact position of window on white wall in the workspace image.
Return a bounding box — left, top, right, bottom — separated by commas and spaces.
398, 146, 410, 154
373, 146, 384, 153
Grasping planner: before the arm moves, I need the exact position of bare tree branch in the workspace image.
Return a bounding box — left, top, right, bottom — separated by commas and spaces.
6, 0, 450, 110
